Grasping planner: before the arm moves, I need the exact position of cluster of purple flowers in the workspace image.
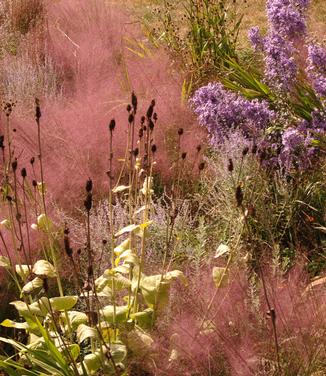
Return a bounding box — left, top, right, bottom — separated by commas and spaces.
249, 0, 309, 92
306, 44, 326, 97
190, 82, 274, 145
190, 0, 326, 173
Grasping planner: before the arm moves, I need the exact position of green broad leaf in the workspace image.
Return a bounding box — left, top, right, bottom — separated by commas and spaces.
110, 343, 127, 364
115, 224, 140, 237
36, 213, 52, 232
22, 277, 43, 295
77, 324, 98, 343
1, 319, 29, 330
100, 305, 128, 324
0, 256, 10, 268
95, 275, 111, 293
114, 265, 131, 274
130, 308, 154, 329
49, 296, 78, 311
114, 238, 131, 256
141, 275, 171, 309
103, 270, 132, 290
82, 352, 102, 375
15, 264, 31, 279
212, 267, 229, 288
63, 311, 88, 330
116, 249, 139, 266
32, 260, 56, 278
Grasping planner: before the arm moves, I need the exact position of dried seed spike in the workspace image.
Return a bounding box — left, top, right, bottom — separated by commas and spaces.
12, 160, 18, 172
21, 168, 27, 178
235, 185, 243, 207
181, 152, 187, 159
131, 91, 138, 113
227, 158, 234, 172
35, 98, 41, 120
178, 128, 184, 136
109, 119, 116, 131
85, 179, 93, 193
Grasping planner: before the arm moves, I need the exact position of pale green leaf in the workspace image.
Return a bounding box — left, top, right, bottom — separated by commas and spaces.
32, 260, 56, 278
0, 256, 10, 268
49, 296, 78, 311
22, 277, 43, 295
76, 324, 98, 343
212, 267, 229, 288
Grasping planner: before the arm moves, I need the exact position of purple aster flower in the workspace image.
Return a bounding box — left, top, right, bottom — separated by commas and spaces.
266, 0, 307, 38
306, 44, 326, 97
248, 26, 264, 51
190, 83, 275, 147
278, 127, 315, 171
264, 33, 297, 91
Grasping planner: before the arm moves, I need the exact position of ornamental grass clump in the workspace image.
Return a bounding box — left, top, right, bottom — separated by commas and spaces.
0, 95, 189, 375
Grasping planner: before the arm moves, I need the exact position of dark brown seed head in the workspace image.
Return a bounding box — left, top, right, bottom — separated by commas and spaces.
12, 160, 17, 172
86, 179, 93, 193
102, 239, 107, 245
133, 148, 139, 157
149, 119, 154, 131
178, 128, 184, 136
227, 158, 234, 172
198, 161, 205, 171
139, 128, 144, 138
153, 112, 158, 121
181, 152, 187, 159
21, 168, 27, 178
131, 91, 138, 113
235, 185, 243, 207
84, 193, 92, 211
140, 116, 145, 125
128, 113, 134, 124
0, 135, 4, 149
126, 104, 132, 112
35, 98, 41, 121
242, 146, 249, 156
252, 144, 258, 154
30, 157, 35, 165
32, 179, 37, 187
151, 144, 157, 153
196, 144, 202, 152
109, 119, 116, 131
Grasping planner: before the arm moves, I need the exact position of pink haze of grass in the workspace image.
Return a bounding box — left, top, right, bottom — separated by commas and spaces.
153, 265, 326, 375
4, 0, 203, 209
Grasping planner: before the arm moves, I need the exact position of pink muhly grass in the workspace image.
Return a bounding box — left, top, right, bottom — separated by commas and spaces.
153, 264, 326, 375
7, 0, 203, 208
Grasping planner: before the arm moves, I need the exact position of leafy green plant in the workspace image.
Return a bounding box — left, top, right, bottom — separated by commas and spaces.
149, 0, 243, 90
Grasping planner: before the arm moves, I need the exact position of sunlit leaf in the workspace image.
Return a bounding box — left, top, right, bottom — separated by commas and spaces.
22, 277, 43, 295
0, 256, 10, 268
1, 319, 29, 330
100, 305, 128, 324
212, 267, 229, 288
214, 244, 230, 259
76, 324, 98, 343
49, 296, 78, 311
32, 260, 56, 278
